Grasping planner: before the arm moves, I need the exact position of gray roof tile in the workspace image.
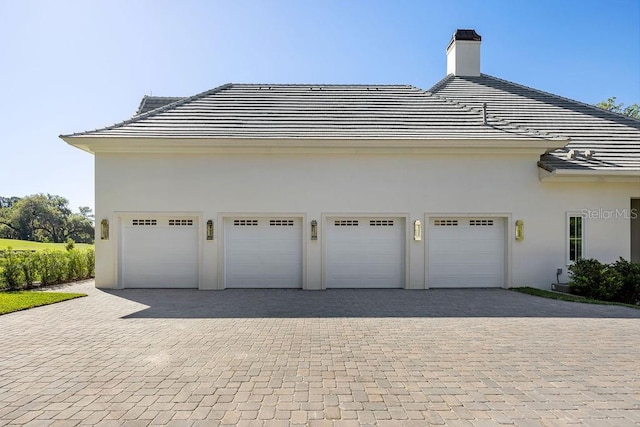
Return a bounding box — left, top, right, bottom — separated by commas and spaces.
62, 84, 555, 141
136, 96, 186, 115
429, 74, 640, 172
63, 77, 640, 174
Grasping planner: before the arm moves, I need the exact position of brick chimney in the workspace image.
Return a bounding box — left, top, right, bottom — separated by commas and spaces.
446, 29, 481, 77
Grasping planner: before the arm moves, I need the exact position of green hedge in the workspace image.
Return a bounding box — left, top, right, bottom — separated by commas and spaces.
569, 258, 640, 305
0, 248, 95, 290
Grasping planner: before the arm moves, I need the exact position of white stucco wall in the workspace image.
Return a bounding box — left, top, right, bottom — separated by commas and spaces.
446, 39, 481, 77
94, 151, 639, 290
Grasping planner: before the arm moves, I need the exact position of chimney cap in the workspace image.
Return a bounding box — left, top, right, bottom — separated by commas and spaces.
447, 29, 482, 50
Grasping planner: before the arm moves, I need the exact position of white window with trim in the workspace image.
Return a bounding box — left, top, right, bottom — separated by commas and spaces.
567, 212, 586, 263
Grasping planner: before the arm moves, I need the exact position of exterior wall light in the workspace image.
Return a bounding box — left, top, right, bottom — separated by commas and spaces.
515, 220, 524, 241
206, 220, 214, 240
414, 220, 422, 241
100, 219, 109, 240
311, 220, 318, 240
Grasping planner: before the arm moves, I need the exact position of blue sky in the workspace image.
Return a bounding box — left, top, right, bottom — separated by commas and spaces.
1, 0, 639, 211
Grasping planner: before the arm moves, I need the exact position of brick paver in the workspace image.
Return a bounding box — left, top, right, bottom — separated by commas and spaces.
0, 280, 638, 426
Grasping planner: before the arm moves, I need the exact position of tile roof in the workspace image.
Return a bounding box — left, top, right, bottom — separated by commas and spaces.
63, 77, 640, 174
62, 84, 556, 141
136, 96, 185, 115
430, 74, 640, 172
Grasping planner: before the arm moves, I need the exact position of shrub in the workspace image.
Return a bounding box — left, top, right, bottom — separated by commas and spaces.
65, 238, 75, 251
86, 249, 95, 278
18, 251, 38, 288
610, 258, 640, 305
66, 249, 87, 281
569, 257, 640, 305
0, 247, 24, 290
36, 250, 67, 285
569, 258, 608, 299
1, 247, 95, 290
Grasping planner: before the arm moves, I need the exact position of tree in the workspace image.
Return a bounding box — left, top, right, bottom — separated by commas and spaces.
0, 196, 19, 209
0, 194, 94, 243
596, 97, 640, 119
79, 206, 94, 219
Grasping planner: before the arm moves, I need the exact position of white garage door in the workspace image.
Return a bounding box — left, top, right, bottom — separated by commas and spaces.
326, 217, 405, 288
121, 216, 199, 288
428, 217, 504, 288
224, 218, 302, 288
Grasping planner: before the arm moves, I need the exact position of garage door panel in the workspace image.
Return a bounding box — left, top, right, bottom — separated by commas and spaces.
121, 217, 198, 288
224, 218, 302, 288
326, 217, 404, 288
428, 218, 504, 288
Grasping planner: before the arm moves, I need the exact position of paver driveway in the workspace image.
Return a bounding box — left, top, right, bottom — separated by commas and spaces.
0, 280, 639, 426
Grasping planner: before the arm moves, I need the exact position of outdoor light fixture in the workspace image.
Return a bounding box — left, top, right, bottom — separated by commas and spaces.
414, 220, 422, 241
206, 220, 214, 240
515, 220, 524, 241
100, 219, 109, 240
310, 220, 318, 240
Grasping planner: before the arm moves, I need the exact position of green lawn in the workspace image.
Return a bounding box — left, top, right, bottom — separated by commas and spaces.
0, 238, 93, 252
512, 287, 639, 309
0, 291, 86, 315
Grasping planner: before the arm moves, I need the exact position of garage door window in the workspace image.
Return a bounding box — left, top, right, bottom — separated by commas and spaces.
335, 220, 359, 226
567, 213, 585, 263
270, 219, 295, 226
169, 219, 193, 226
469, 219, 494, 226
370, 220, 394, 226
132, 219, 157, 226
234, 219, 258, 226
434, 219, 458, 226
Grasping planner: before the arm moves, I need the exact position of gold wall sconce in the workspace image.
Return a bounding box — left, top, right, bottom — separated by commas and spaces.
206, 220, 214, 240
414, 220, 422, 241
311, 220, 318, 240
515, 220, 524, 241
100, 219, 109, 240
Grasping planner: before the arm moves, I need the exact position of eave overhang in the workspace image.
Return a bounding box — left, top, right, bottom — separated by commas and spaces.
60, 135, 568, 155
538, 167, 640, 183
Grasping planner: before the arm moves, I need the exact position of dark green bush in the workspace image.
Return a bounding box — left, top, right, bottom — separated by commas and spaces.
569, 258, 609, 299
569, 257, 640, 305
610, 258, 640, 305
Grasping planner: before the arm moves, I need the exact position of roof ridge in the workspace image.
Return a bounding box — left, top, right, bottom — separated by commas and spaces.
426, 87, 566, 141
135, 95, 186, 116
227, 83, 414, 87
480, 73, 640, 126
140, 95, 186, 99
60, 83, 234, 138
427, 74, 455, 93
